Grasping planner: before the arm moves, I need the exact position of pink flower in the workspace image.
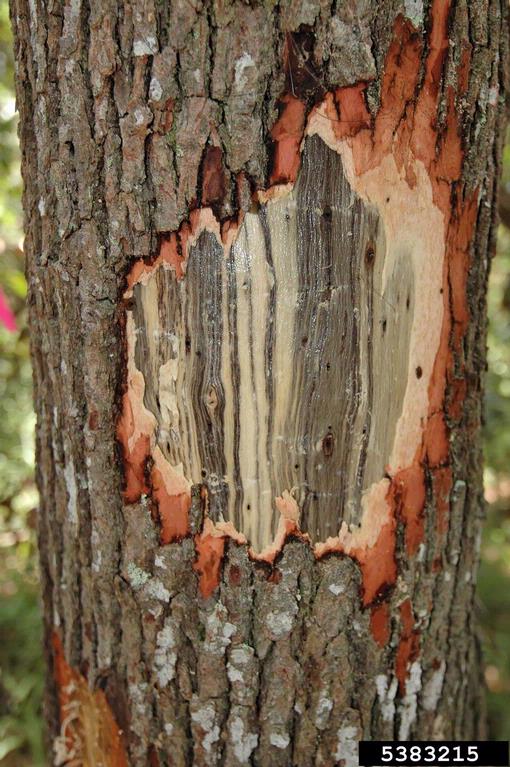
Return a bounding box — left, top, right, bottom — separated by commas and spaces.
0, 287, 17, 332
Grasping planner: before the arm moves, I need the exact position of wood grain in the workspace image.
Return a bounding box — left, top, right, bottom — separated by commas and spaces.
128, 135, 415, 550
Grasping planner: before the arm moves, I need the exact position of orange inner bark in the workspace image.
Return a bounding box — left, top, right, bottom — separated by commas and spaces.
52, 633, 128, 767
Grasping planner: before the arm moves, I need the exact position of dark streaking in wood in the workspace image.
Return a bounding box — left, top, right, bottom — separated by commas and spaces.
131, 136, 413, 548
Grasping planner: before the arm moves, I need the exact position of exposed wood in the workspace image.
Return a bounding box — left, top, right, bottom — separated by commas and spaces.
125, 135, 391, 550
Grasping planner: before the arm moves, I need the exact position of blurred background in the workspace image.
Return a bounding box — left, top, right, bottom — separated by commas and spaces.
0, 5, 508, 766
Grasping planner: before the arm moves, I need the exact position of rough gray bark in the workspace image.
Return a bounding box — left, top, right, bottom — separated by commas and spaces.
10, 0, 509, 765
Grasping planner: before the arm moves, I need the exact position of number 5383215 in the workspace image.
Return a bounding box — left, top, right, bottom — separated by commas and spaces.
380, 746, 478, 763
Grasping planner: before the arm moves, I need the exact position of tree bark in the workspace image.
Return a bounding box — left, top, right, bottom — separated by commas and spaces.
10, 0, 509, 764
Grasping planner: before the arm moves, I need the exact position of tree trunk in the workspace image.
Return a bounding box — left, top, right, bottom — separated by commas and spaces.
10, 0, 509, 764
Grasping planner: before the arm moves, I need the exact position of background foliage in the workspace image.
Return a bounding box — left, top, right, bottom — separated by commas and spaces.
480, 142, 510, 738
0, 1, 44, 765
0, 4, 508, 764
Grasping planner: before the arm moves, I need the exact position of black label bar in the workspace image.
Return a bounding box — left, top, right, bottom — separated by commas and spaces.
358, 741, 509, 767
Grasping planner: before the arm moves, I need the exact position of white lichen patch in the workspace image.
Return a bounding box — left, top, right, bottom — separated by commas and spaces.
133, 37, 158, 56
204, 603, 236, 654
234, 53, 255, 89
149, 77, 163, 102
227, 645, 253, 685
488, 85, 499, 107
203, 725, 220, 754
315, 694, 334, 729
328, 582, 345, 596
154, 617, 178, 687
229, 716, 258, 763
334, 724, 359, 767
375, 673, 398, 723
63, 454, 78, 527
270, 731, 290, 749
191, 703, 215, 730
126, 562, 151, 588
398, 660, 422, 739
144, 578, 171, 602
191, 702, 220, 754
265, 607, 297, 640
404, 0, 424, 26
91, 528, 102, 573
227, 664, 243, 684
134, 107, 147, 126
422, 660, 446, 712
129, 681, 152, 736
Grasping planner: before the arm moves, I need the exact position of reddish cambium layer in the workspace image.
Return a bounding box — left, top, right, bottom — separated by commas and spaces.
370, 602, 391, 648
151, 465, 190, 543
395, 600, 420, 694
267, 83, 372, 190
192, 494, 307, 598
269, 94, 307, 185
193, 522, 227, 600
124, 230, 186, 293
201, 145, 228, 207
333, 83, 372, 138
448, 194, 479, 351
52, 633, 128, 767
117, 404, 151, 502
356, 519, 397, 608
423, 412, 450, 468
368, 9, 475, 681
391, 465, 426, 557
